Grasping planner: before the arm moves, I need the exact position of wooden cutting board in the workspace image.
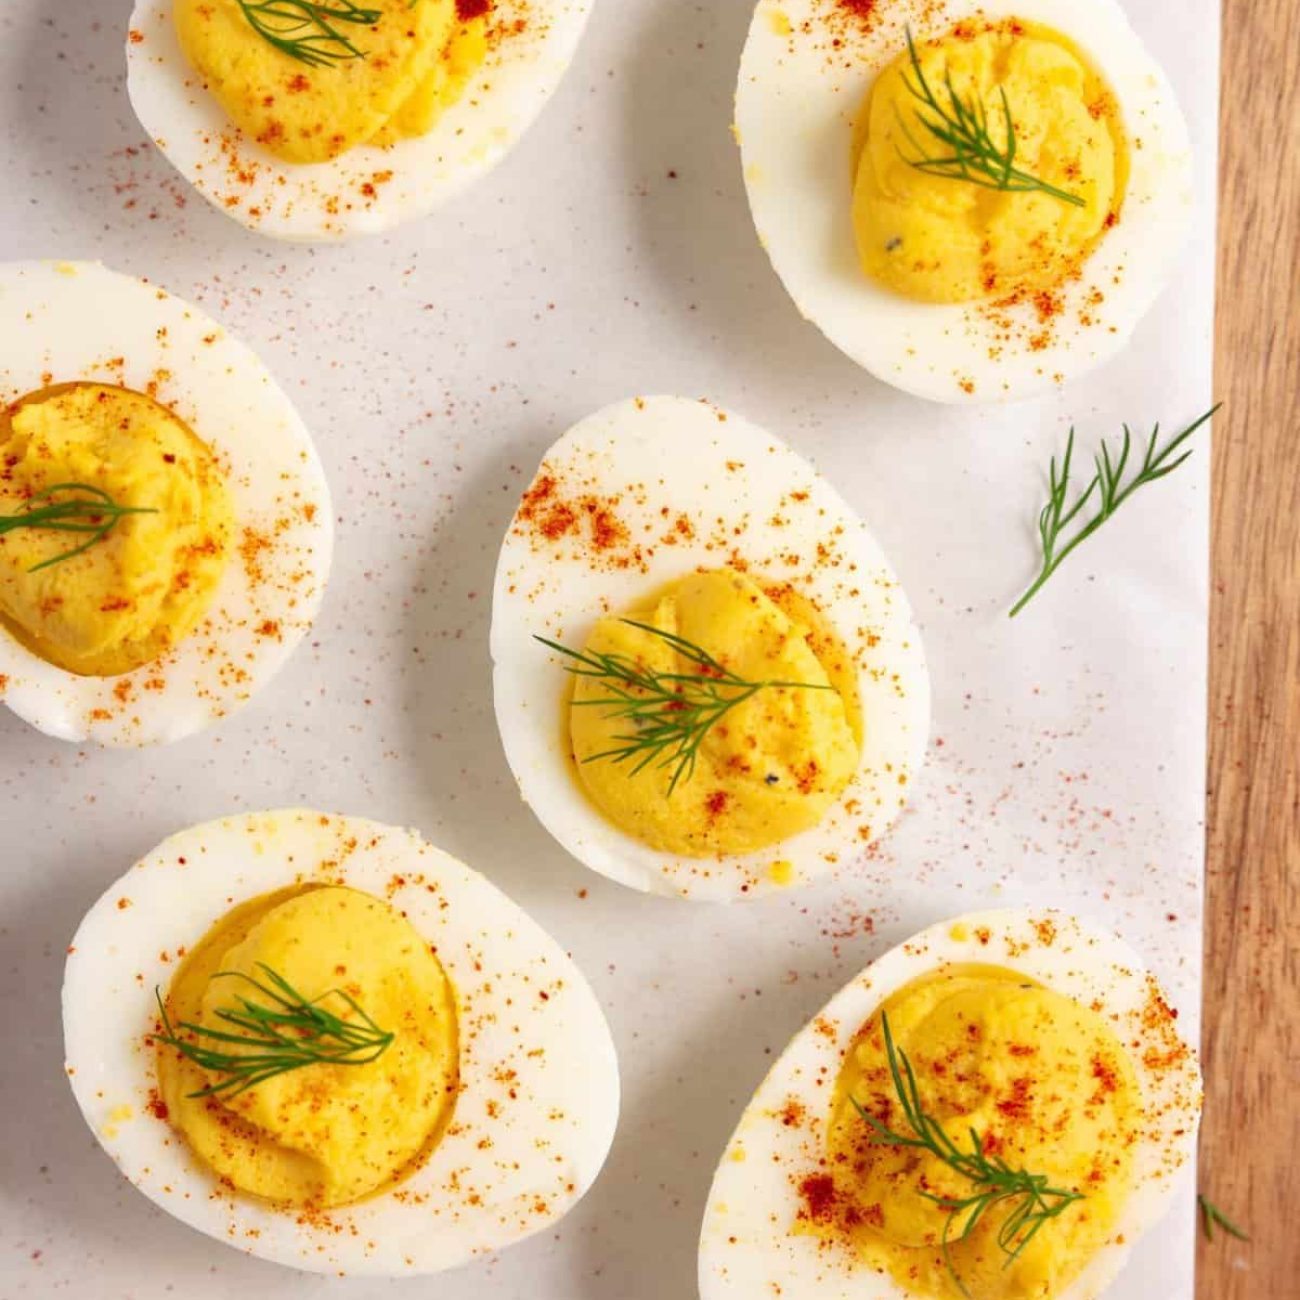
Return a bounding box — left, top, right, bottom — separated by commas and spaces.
1201, 0, 1300, 1294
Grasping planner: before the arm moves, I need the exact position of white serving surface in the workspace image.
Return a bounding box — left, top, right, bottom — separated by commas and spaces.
0, 1, 1216, 1297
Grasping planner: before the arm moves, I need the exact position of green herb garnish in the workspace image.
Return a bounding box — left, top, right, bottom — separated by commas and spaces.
1009, 405, 1220, 618
1198, 1193, 1249, 1243
855, 1012, 1085, 1296
0, 483, 155, 573
152, 963, 394, 1100
234, 0, 385, 68
536, 621, 833, 796
896, 27, 1085, 208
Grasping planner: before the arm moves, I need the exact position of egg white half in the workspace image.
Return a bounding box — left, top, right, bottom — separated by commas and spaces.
699, 908, 1202, 1300
736, 0, 1193, 403
490, 396, 930, 902
63, 809, 620, 1276
0, 261, 332, 747
126, 0, 595, 241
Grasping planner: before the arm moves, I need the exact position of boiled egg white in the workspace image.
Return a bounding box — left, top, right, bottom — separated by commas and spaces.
63, 809, 620, 1276
699, 908, 1202, 1299
0, 261, 332, 747
125, 0, 596, 241
735, 0, 1193, 402
490, 395, 930, 902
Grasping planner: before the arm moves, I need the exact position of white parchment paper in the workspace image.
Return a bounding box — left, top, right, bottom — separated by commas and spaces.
0, 1, 1217, 1297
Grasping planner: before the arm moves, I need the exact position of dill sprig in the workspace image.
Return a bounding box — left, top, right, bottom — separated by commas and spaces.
536, 621, 833, 796
1198, 1193, 1249, 1243
234, 0, 385, 68
0, 483, 155, 573
153, 963, 394, 1100
896, 27, 1085, 207
1009, 405, 1219, 617
855, 1012, 1085, 1296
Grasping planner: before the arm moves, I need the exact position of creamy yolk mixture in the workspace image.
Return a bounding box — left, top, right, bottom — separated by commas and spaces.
0, 383, 232, 677
852, 20, 1128, 303
174, 0, 491, 164
568, 568, 861, 857
812, 967, 1139, 1299
156, 885, 459, 1209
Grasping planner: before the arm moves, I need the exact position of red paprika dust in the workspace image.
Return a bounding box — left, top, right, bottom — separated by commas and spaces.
798, 1173, 839, 1224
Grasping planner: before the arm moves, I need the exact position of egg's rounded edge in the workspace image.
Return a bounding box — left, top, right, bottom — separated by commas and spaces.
124, 0, 599, 242
0, 260, 333, 748
733, 0, 1195, 405
61, 808, 621, 1276
697, 906, 1201, 1300
489, 394, 930, 903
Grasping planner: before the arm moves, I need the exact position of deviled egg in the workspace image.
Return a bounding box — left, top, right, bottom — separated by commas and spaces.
699, 909, 1201, 1299
491, 396, 929, 901
126, 0, 596, 240
0, 261, 331, 747
736, 0, 1193, 402
63, 810, 620, 1276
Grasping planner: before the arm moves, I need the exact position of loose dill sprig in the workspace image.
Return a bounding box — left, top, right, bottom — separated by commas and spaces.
152, 963, 394, 1100
234, 0, 385, 68
855, 1012, 1085, 1296
0, 483, 155, 573
1198, 1193, 1249, 1243
536, 621, 832, 796
896, 27, 1085, 207
1009, 405, 1220, 617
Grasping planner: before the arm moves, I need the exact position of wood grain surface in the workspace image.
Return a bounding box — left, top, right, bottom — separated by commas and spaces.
1200, 0, 1300, 1294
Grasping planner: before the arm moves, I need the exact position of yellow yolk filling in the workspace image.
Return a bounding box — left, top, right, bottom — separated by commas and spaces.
567, 568, 861, 857
174, 0, 491, 164
0, 383, 232, 678
810, 968, 1139, 1299
851, 20, 1128, 303
371, 17, 489, 145
157, 885, 459, 1209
